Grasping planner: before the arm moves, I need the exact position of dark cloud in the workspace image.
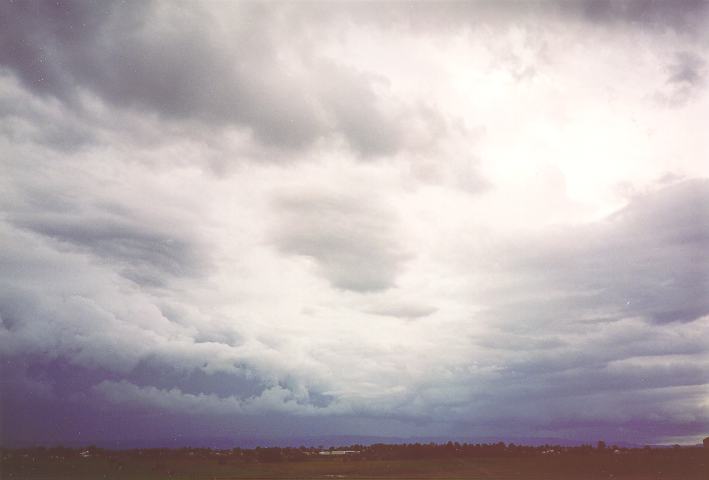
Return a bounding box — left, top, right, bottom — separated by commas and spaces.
4, 178, 212, 286
0, 0, 413, 156
1, 355, 266, 409
484, 180, 709, 327
428, 180, 709, 440
310, 0, 708, 37
3, 0, 706, 156
442, 330, 708, 442
127, 358, 265, 400
13, 212, 209, 286
0, 1, 117, 98
573, 0, 708, 32
586, 180, 709, 323
0, 1, 318, 147
0, 222, 206, 373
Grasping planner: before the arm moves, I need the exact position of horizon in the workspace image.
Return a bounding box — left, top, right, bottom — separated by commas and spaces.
3, 433, 706, 450
1, 0, 708, 448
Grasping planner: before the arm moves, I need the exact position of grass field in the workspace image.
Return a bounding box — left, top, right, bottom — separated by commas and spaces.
2, 448, 707, 480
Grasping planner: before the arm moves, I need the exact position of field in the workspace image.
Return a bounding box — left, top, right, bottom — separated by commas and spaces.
1, 446, 707, 480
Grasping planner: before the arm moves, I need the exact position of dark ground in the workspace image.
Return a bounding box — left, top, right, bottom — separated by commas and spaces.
1, 444, 706, 479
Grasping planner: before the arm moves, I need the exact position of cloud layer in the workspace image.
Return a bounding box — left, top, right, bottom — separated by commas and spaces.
1, 0, 708, 446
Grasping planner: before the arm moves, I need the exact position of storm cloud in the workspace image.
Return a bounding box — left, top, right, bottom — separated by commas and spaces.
1, 0, 708, 447
0, 1, 413, 155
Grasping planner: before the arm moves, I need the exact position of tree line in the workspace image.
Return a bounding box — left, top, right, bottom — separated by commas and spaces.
3, 439, 704, 464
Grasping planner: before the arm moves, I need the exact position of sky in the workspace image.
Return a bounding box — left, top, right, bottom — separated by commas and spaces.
0, 0, 708, 447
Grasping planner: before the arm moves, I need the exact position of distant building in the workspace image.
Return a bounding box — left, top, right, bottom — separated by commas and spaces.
318, 450, 359, 456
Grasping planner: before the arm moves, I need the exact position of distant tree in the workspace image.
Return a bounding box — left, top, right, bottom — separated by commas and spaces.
703, 437, 709, 449
597, 441, 606, 450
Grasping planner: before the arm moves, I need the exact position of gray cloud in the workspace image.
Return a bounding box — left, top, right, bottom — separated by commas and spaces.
1, 0, 708, 448
481, 180, 709, 328
667, 52, 706, 86
573, 0, 707, 29
13, 211, 209, 286
366, 303, 438, 320
418, 181, 709, 439
311, 0, 709, 37
3, 173, 212, 286
0, 75, 98, 151
2, 176, 707, 444
0, 1, 414, 156
657, 51, 708, 106
273, 191, 411, 292
431, 316, 709, 441
4, 1, 706, 157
